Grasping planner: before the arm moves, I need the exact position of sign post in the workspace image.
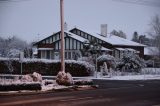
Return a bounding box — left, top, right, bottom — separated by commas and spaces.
19, 52, 24, 75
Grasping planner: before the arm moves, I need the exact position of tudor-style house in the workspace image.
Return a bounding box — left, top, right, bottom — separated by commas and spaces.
34, 24, 145, 60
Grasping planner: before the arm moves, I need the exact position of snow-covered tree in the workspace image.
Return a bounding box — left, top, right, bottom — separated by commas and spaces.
117, 52, 146, 72
0, 36, 29, 58
111, 30, 127, 39
149, 15, 160, 58
110, 30, 119, 36
119, 30, 127, 39
97, 54, 117, 70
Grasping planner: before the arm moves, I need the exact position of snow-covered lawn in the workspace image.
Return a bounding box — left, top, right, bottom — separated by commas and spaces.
101, 75, 160, 80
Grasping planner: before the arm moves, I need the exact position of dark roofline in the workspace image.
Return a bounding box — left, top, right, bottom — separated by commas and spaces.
70, 27, 145, 47
33, 31, 85, 46
33, 31, 61, 46
69, 27, 114, 46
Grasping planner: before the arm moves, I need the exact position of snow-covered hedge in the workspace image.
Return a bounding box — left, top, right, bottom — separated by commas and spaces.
116, 53, 146, 72
0, 58, 94, 76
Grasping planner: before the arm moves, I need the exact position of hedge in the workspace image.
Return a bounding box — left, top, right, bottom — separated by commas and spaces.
0, 83, 41, 91
0, 58, 94, 76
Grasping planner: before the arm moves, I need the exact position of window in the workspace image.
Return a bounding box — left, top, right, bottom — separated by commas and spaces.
50, 37, 52, 43
46, 51, 50, 59
70, 39, 73, 49
53, 36, 55, 42
66, 38, 69, 50
51, 51, 54, 59
88, 35, 91, 41
74, 40, 76, 49
65, 52, 68, 60
68, 52, 71, 59
42, 40, 45, 44
77, 42, 80, 49
46, 39, 49, 44
73, 30, 76, 34
41, 51, 46, 59
55, 35, 57, 40
65, 51, 74, 60
77, 30, 80, 35
85, 34, 88, 39
72, 52, 75, 60
81, 32, 84, 37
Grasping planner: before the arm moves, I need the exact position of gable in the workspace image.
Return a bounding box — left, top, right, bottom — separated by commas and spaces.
34, 31, 63, 45
53, 36, 84, 50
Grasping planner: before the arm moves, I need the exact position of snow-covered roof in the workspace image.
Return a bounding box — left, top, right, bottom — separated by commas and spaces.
144, 47, 159, 55
65, 31, 88, 43
116, 48, 126, 51
101, 47, 112, 51
116, 48, 139, 53
71, 27, 145, 47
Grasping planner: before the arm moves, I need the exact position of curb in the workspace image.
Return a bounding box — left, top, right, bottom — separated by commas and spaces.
0, 85, 98, 96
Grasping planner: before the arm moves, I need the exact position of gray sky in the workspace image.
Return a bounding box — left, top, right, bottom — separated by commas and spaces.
0, 0, 160, 43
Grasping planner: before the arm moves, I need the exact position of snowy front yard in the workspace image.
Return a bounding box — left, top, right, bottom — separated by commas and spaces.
0, 72, 94, 92
1, 68, 160, 93
102, 75, 160, 80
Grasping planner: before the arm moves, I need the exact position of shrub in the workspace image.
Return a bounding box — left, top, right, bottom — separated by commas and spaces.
0, 58, 94, 76
0, 83, 41, 91
97, 54, 117, 71
116, 53, 146, 72
56, 71, 73, 86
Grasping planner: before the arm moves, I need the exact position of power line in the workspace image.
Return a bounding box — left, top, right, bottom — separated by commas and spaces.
112, 0, 160, 8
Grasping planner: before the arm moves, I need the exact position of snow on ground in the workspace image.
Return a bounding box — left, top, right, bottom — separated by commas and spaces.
0, 78, 41, 85
100, 75, 160, 80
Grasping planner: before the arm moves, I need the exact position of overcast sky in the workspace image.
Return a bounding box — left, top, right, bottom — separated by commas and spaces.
0, 0, 160, 43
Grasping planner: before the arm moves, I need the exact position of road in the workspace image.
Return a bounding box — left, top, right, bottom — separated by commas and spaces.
0, 80, 160, 106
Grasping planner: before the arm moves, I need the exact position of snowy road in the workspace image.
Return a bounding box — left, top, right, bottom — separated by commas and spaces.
0, 80, 160, 106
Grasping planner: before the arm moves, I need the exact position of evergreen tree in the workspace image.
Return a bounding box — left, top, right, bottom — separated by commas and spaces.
111, 30, 127, 39
119, 30, 127, 39
132, 31, 139, 42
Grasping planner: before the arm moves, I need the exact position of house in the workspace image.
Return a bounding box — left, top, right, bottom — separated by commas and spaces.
144, 46, 159, 60
34, 24, 145, 60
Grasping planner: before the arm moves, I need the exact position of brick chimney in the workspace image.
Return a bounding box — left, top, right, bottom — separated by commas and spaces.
101, 24, 107, 37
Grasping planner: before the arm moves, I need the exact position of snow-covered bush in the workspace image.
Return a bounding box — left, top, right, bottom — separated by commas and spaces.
117, 53, 146, 72
78, 56, 94, 65
0, 78, 41, 91
145, 60, 154, 67
32, 72, 42, 82
0, 58, 94, 76
20, 72, 42, 82
21, 74, 33, 82
97, 54, 117, 71
56, 71, 73, 86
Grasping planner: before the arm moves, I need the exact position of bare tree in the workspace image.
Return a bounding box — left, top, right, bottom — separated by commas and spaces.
0, 36, 29, 58
149, 15, 160, 58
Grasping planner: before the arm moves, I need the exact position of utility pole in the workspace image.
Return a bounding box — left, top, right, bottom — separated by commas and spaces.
60, 0, 65, 72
